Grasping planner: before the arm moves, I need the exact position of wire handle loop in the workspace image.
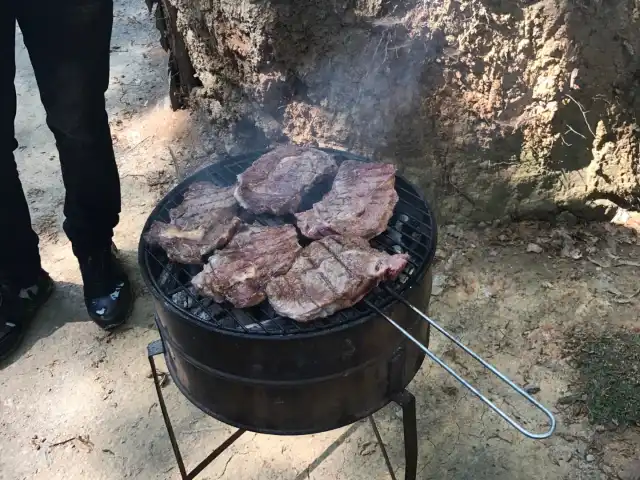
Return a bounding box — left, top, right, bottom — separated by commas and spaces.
364, 287, 556, 439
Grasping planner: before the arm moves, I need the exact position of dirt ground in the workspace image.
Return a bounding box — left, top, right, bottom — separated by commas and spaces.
1, 1, 638, 479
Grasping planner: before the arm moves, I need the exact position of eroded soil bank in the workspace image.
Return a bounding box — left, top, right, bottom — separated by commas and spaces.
160, 0, 639, 222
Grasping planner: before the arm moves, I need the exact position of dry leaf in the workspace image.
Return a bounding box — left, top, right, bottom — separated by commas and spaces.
587, 256, 611, 268
562, 246, 583, 260
616, 259, 640, 267
527, 243, 543, 254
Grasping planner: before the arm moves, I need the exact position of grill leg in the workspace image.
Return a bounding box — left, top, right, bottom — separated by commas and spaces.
393, 391, 418, 480
148, 339, 189, 479
369, 416, 398, 480
147, 339, 245, 479
369, 390, 418, 480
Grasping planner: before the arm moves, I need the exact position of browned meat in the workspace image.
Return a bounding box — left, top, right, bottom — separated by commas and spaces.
265, 236, 409, 322
295, 161, 398, 240
234, 145, 338, 215
191, 224, 302, 308
144, 182, 242, 264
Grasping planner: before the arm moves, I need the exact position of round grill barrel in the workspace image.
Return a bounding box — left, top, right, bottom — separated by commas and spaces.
138, 148, 438, 434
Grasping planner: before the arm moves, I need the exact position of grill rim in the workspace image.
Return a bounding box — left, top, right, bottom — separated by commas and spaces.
137, 147, 438, 339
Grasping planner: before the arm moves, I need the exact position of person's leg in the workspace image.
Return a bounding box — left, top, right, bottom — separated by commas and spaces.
0, 12, 42, 288
17, 0, 132, 329
0, 10, 54, 362
18, 0, 121, 256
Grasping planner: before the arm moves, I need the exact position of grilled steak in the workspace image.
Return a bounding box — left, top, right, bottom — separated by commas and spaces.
295, 160, 398, 240
191, 224, 302, 308
144, 182, 242, 264
234, 145, 338, 215
266, 235, 409, 322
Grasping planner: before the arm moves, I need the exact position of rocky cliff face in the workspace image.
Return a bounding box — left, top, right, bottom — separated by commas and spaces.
159, 0, 640, 222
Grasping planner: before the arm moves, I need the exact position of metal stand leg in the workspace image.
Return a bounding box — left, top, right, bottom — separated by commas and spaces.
369, 417, 399, 480
394, 391, 418, 480
369, 390, 418, 480
147, 340, 245, 479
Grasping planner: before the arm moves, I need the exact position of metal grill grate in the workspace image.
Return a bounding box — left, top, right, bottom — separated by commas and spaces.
140, 148, 437, 336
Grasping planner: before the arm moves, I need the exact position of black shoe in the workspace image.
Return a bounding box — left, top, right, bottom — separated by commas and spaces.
79, 244, 133, 330
0, 271, 55, 362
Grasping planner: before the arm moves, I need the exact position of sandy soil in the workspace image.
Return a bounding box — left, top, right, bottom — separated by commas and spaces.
1, 1, 639, 480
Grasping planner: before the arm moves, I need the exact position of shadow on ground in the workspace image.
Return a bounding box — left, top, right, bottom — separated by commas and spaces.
1, 248, 155, 371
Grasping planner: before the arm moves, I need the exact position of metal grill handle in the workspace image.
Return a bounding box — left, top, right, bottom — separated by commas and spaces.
364, 287, 556, 440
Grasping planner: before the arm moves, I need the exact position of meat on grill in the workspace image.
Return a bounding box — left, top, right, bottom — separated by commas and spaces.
191, 224, 302, 308
295, 160, 398, 240
234, 145, 338, 215
266, 235, 409, 322
144, 182, 242, 264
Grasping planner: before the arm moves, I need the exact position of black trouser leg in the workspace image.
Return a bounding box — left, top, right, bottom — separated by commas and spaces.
17, 0, 121, 260
0, 10, 43, 287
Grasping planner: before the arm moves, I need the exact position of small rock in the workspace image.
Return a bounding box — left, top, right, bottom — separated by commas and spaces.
524, 385, 541, 395
478, 221, 487, 228
527, 243, 543, 254
445, 225, 465, 239
595, 425, 606, 432
442, 385, 458, 397
571, 250, 583, 260
432, 274, 447, 296
444, 252, 461, 272
483, 285, 498, 298
569, 68, 580, 90
585, 454, 595, 463
562, 246, 583, 260
359, 441, 377, 456
498, 234, 508, 242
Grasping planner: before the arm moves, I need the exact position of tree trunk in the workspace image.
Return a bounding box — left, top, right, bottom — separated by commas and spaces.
148, 0, 640, 222
147, 0, 200, 109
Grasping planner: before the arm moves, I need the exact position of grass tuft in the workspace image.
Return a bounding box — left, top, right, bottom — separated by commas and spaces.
565, 330, 640, 427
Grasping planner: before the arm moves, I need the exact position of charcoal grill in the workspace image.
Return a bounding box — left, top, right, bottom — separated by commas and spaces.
139, 148, 556, 480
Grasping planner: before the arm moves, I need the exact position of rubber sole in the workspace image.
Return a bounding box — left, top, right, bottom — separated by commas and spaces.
0, 281, 55, 364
